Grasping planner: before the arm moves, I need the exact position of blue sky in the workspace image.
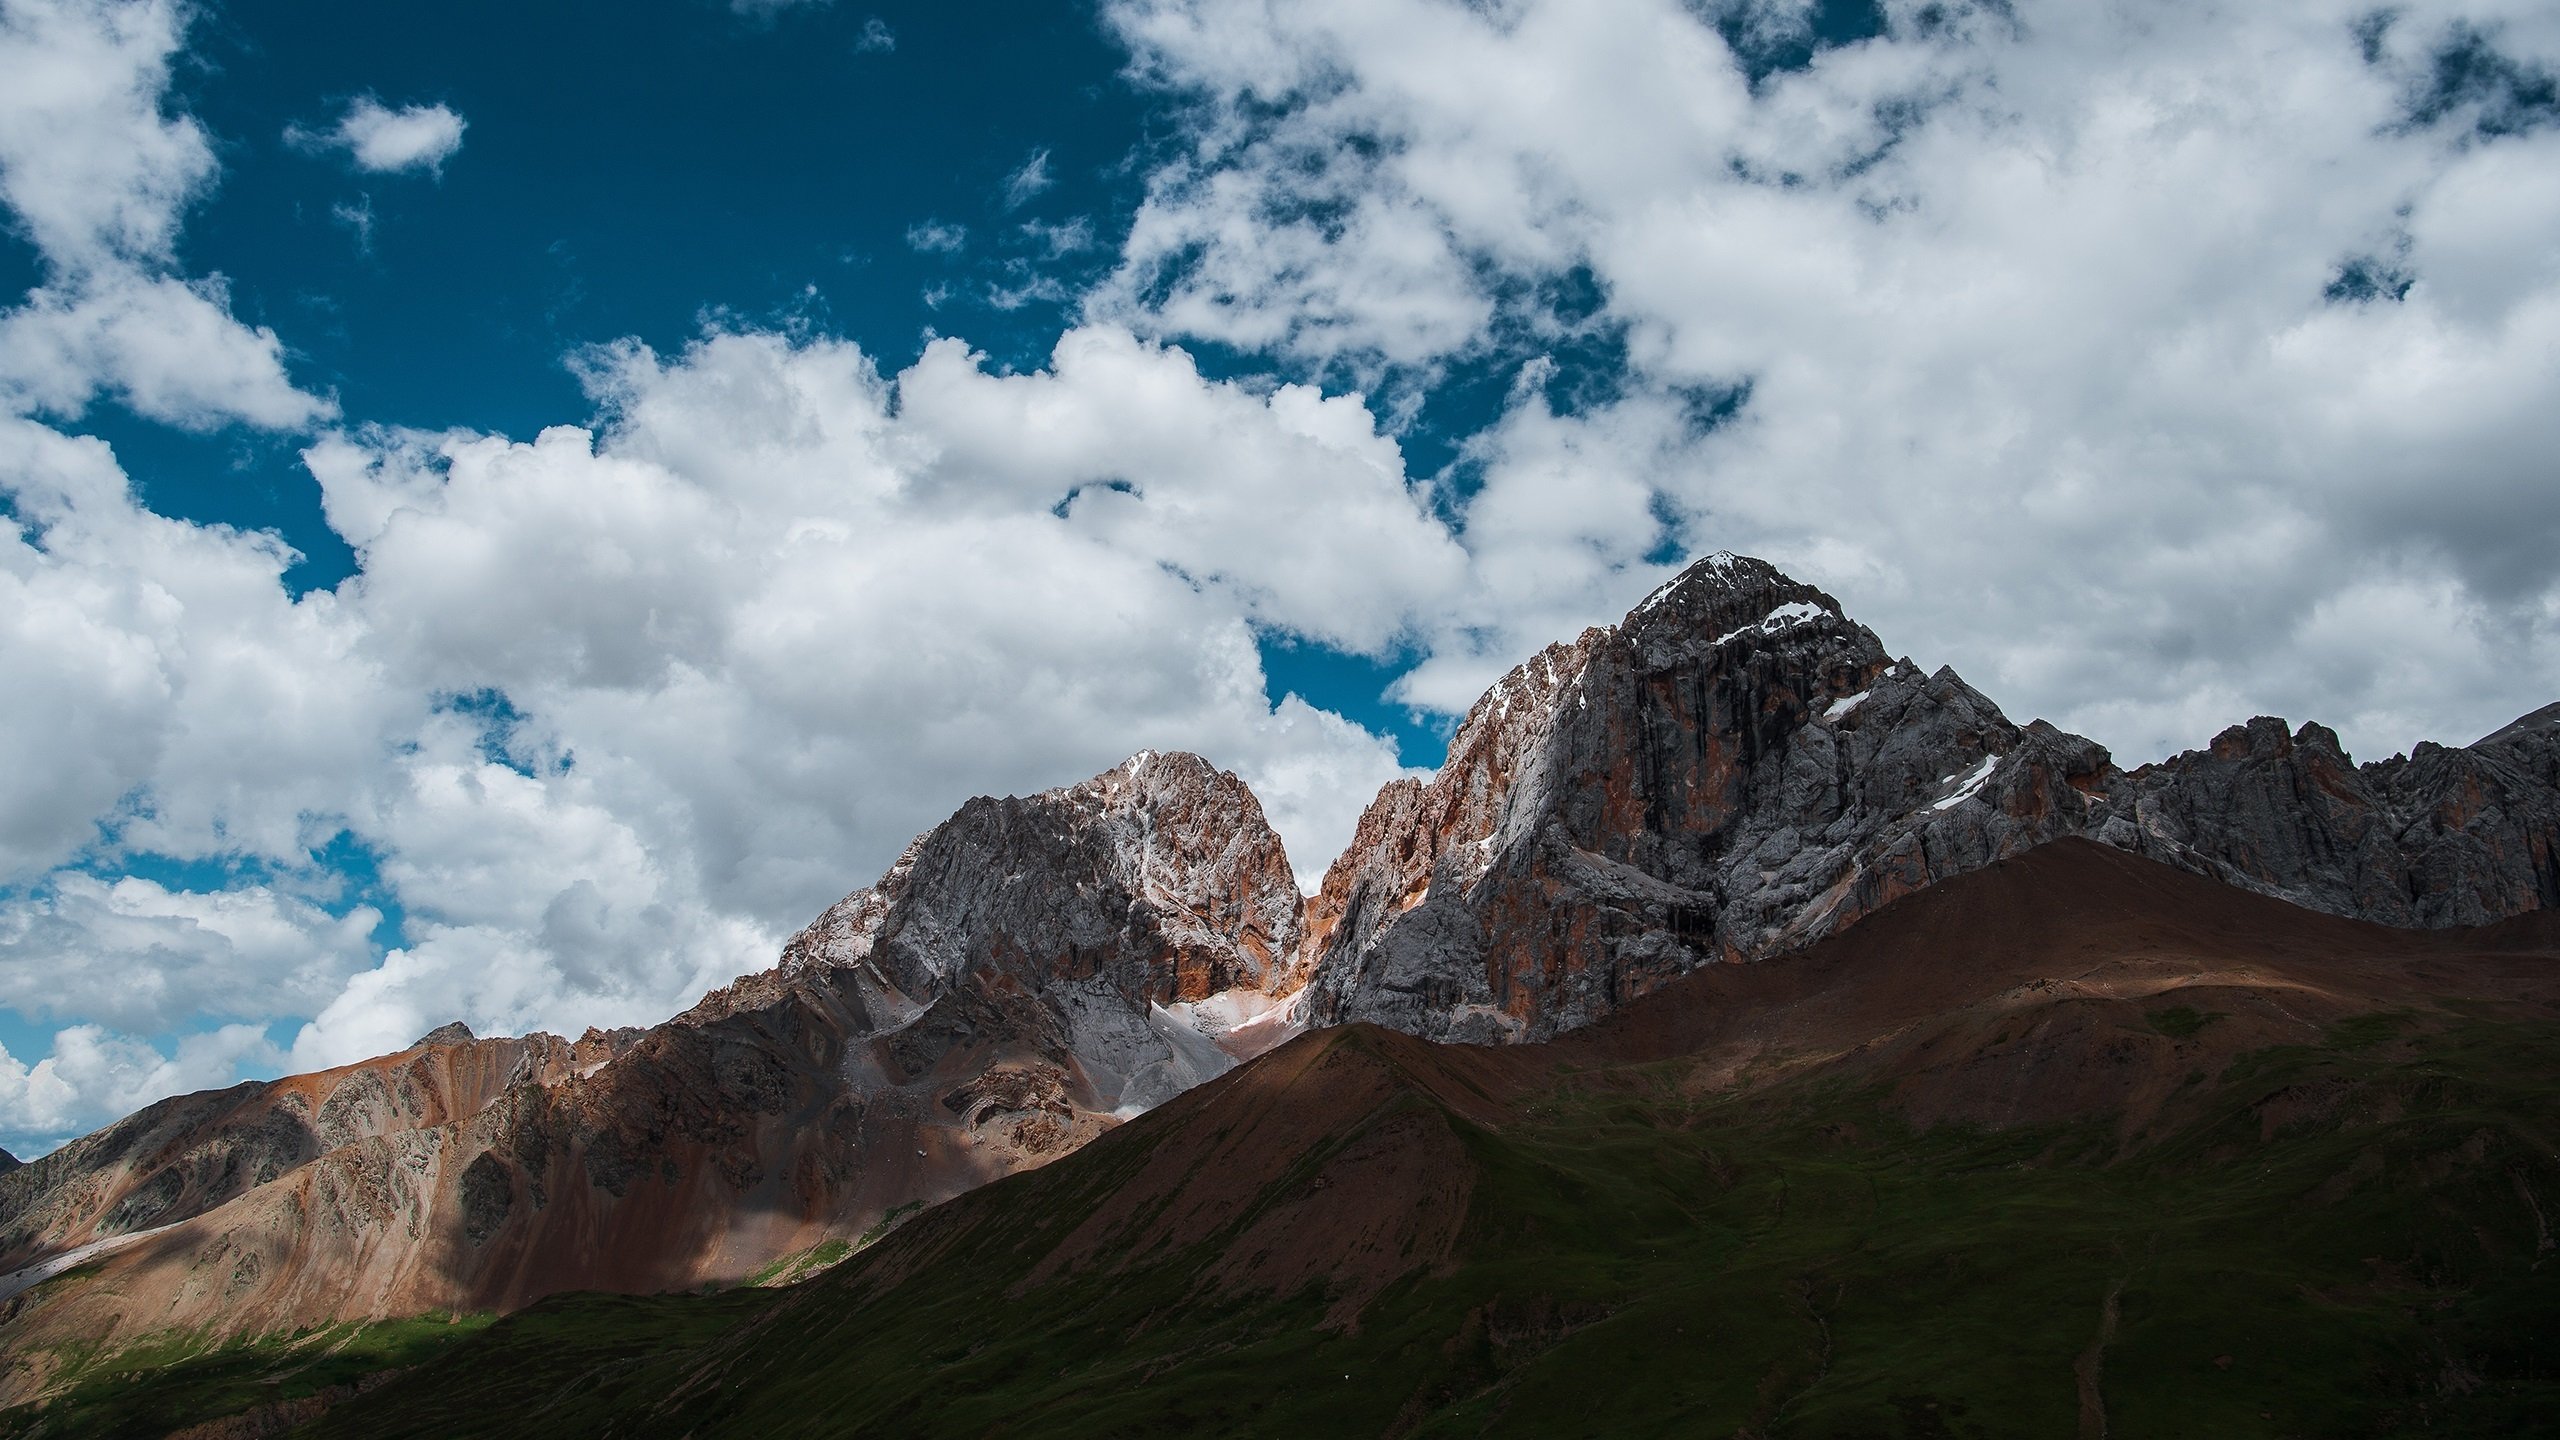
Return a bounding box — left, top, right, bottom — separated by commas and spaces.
3, 0, 2558, 1155
30, 3, 1147, 580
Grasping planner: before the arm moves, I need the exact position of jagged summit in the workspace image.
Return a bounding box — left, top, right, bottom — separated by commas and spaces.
1620, 551, 1859, 663
1301, 548, 2087, 1041
1303, 548, 2560, 1043
770, 749, 1300, 1018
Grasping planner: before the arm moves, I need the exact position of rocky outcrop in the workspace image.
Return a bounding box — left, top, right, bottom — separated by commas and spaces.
2098, 713, 2560, 927
1303, 555, 2111, 1041
755, 749, 1307, 1111
1304, 552, 2560, 1042
0, 753, 1303, 1355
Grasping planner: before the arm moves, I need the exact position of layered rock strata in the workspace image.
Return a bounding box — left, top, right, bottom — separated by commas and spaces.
2100, 711, 2560, 927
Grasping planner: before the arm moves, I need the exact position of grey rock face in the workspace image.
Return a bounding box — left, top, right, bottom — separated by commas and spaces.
746, 748, 1307, 1112
1303, 552, 2560, 1042
2099, 714, 2560, 928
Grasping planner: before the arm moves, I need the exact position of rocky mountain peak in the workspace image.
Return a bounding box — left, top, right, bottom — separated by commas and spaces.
1617, 551, 1859, 667
758, 750, 1300, 1015
1294, 549, 2560, 1046
1306, 551, 1997, 1040
1050, 749, 1305, 996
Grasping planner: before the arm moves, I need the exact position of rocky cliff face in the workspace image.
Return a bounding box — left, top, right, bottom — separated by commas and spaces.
0, 753, 1303, 1353
760, 749, 1307, 1112
1304, 552, 2560, 1042
2099, 713, 2560, 927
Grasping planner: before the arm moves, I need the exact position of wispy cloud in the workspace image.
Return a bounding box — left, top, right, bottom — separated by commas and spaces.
1022, 217, 1095, 258
906, 220, 968, 254
1002, 149, 1055, 209
331, 197, 375, 254
857, 17, 896, 52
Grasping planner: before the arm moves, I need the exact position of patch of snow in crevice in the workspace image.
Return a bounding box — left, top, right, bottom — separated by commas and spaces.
1824, 690, 1871, 721
1630, 552, 1748, 617
1160, 987, 1292, 1035
1711, 600, 1829, 648
1930, 755, 2001, 811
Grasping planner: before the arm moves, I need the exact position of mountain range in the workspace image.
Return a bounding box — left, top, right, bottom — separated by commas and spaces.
3, 552, 2556, 1435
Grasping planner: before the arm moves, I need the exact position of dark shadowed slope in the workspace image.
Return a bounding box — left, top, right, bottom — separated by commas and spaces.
277, 842, 2560, 1439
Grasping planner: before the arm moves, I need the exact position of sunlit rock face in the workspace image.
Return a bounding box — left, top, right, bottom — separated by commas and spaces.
763, 747, 1309, 1116
1301, 552, 2560, 1043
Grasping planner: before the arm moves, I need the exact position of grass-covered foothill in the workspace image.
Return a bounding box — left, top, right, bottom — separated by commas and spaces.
299, 1009, 2560, 1438
0, 1311, 493, 1440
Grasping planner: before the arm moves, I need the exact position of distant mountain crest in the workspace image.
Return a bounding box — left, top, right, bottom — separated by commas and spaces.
2, 548, 2553, 1373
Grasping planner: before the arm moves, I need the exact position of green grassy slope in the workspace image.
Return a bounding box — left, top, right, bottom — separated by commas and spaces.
293, 1010, 2560, 1439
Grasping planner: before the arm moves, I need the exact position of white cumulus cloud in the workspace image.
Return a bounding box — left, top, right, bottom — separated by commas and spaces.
0, 0, 330, 431
292, 96, 467, 175
2, 323, 1448, 1094
1096, 0, 2560, 763
0, 1023, 282, 1157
